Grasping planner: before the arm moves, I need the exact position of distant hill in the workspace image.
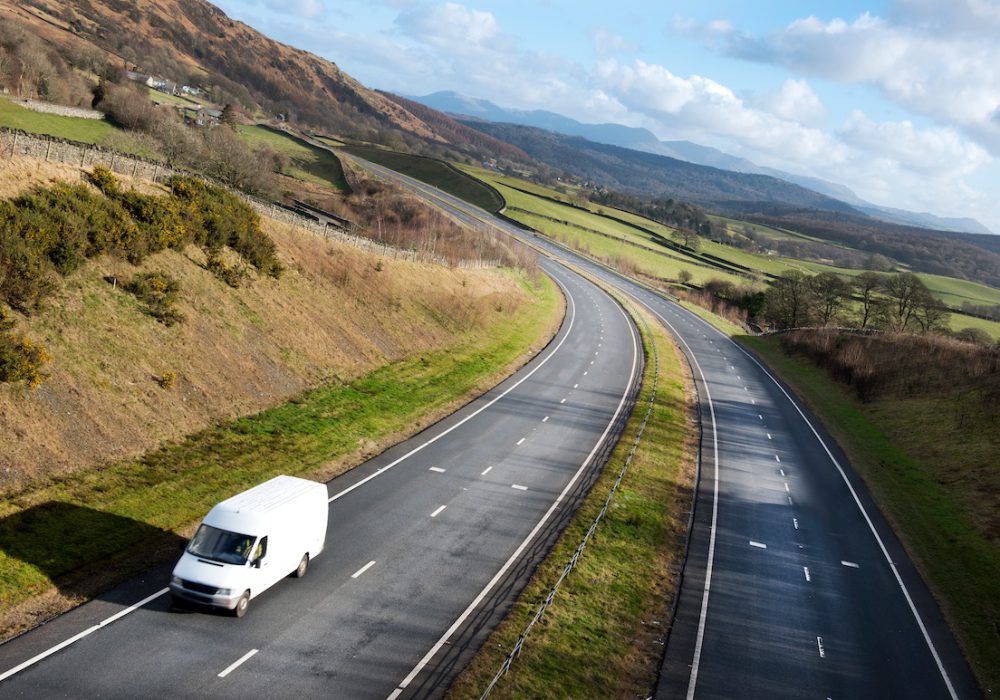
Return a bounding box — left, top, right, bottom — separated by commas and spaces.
459, 119, 860, 215
0, 0, 532, 167
414, 91, 994, 236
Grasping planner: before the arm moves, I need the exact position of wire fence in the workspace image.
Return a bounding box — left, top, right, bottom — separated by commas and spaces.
479, 301, 660, 699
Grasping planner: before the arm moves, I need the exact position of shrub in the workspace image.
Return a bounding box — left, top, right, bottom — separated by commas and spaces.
125, 271, 184, 326
0, 308, 51, 388
159, 371, 176, 389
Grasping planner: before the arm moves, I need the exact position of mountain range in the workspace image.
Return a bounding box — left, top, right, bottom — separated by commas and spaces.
412, 91, 993, 235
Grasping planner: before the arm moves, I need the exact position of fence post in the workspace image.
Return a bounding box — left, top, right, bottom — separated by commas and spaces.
132, 159, 138, 177
81, 145, 88, 167
44, 139, 52, 161
152, 164, 159, 182
11, 131, 18, 157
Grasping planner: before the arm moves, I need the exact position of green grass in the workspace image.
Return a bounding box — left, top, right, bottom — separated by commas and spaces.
449, 300, 693, 699
739, 335, 1000, 695
236, 124, 349, 192
0, 97, 116, 144
0, 271, 559, 618
343, 145, 503, 213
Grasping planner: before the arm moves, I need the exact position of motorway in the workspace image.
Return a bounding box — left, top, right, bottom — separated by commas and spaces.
343, 157, 981, 699
0, 153, 981, 699
0, 243, 640, 695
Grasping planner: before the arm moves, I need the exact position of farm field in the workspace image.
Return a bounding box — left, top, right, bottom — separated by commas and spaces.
0, 97, 116, 144
236, 124, 349, 192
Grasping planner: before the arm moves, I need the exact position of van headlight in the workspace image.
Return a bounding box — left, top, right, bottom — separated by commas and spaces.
216, 588, 232, 596
170, 575, 183, 587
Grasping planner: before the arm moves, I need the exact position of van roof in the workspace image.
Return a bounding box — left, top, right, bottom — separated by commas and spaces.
216, 475, 324, 515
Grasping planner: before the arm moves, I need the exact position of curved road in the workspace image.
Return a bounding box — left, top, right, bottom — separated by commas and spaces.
349, 156, 981, 700
0, 253, 641, 696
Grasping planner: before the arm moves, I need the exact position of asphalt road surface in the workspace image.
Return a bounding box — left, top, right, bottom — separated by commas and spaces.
340, 157, 981, 700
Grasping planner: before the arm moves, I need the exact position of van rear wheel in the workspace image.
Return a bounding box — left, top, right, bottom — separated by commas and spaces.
234, 590, 250, 618
294, 553, 309, 578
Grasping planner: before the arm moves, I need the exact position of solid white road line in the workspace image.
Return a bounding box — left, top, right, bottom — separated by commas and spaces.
511, 484, 528, 491
480, 466, 493, 476
429, 467, 446, 473
842, 561, 860, 568
327, 276, 579, 505
218, 648, 259, 678
749, 541, 767, 549
728, 338, 960, 699
430, 505, 446, 518
351, 560, 376, 579
386, 289, 640, 700
0, 587, 169, 682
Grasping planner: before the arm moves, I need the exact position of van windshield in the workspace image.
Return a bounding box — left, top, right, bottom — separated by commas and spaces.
187, 524, 256, 565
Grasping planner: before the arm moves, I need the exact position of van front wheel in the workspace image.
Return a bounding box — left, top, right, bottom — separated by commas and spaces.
294, 553, 309, 578
234, 590, 250, 618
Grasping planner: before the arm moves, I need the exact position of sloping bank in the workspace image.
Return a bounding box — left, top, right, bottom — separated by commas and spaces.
0, 159, 563, 640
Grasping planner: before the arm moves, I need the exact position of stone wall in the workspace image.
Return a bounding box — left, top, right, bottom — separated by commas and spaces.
8, 98, 104, 120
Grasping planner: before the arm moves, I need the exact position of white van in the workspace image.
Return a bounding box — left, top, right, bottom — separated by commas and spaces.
170, 475, 328, 617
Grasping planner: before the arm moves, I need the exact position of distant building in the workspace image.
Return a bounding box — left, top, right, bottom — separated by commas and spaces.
181, 85, 203, 97
181, 106, 222, 128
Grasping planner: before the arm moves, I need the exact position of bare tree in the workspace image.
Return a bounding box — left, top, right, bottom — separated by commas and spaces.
854, 271, 883, 328
882, 272, 931, 332
765, 270, 816, 328
810, 272, 849, 326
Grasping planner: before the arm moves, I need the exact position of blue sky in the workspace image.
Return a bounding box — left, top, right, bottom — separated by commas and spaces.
212, 0, 1000, 232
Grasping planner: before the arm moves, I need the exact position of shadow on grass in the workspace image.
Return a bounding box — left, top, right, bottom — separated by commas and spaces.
0, 501, 185, 600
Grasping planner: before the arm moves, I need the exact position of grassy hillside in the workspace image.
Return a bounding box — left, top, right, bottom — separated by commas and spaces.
741, 332, 999, 694
343, 145, 503, 213
0, 156, 554, 490
236, 124, 349, 192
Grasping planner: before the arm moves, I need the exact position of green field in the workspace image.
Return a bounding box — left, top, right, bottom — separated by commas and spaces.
0, 97, 116, 144
343, 145, 503, 213
237, 124, 349, 192
457, 167, 1000, 338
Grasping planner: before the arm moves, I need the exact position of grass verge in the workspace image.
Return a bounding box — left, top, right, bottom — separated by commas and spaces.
447, 297, 696, 699
0, 270, 561, 639
739, 335, 998, 695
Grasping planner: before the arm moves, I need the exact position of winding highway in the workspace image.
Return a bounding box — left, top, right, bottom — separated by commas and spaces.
344, 156, 981, 699
0, 151, 981, 699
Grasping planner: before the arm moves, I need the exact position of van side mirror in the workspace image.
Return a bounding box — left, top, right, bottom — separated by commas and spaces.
251, 556, 262, 568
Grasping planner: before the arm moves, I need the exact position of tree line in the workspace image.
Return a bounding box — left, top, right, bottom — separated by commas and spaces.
696, 270, 994, 344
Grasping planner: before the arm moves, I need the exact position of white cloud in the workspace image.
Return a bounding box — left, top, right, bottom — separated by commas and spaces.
722, 4, 1000, 155
395, 2, 503, 53
839, 111, 990, 177
591, 27, 636, 56
750, 79, 825, 126
594, 59, 842, 169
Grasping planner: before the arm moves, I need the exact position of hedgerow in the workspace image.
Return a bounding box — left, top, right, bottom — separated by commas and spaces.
0, 167, 282, 314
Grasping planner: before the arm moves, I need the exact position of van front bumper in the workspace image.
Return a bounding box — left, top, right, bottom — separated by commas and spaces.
169, 578, 242, 610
